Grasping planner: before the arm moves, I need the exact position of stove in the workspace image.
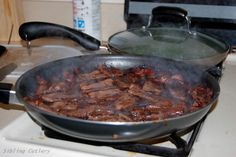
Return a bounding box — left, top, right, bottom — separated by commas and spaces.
124, 0, 236, 46
0, 40, 236, 157
1, 1, 236, 156
41, 116, 206, 157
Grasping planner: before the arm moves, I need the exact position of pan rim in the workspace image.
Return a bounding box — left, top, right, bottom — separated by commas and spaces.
15, 54, 220, 126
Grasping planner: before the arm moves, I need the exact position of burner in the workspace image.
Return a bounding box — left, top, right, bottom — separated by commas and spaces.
42, 116, 207, 157
0, 45, 6, 57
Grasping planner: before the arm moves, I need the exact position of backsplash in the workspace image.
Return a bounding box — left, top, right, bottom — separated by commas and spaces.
22, 0, 126, 41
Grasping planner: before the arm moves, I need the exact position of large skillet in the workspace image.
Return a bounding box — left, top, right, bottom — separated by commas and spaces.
18, 6, 230, 70
0, 55, 220, 142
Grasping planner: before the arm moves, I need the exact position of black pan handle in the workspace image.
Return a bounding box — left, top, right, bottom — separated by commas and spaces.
0, 45, 6, 57
0, 83, 20, 105
0, 83, 13, 104
19, 22, 101, 51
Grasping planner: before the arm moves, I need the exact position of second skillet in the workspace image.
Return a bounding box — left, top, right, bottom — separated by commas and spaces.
18, 6, 229, 69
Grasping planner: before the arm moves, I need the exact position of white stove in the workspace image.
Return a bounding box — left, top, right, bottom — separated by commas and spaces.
0, 42, 236, 157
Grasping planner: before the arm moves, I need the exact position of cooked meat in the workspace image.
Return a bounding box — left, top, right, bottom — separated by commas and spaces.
128, 84, 160, 103
113, 93, 137, 110
142, 80, 162, 95
41, 92, 79, 102
87, 88, 121, 99
35, 76, 48, 95
61, 103, 78, 111
130, 107, 159, 121
25, 64, 213, 122
191, 86, 213, 108
88, 113, 132, 122
44, 82, 70, 94
78, 70, 108, 82
59, 105, 96, 118
113, 78, 130, 89
133, 67, 154, 77
146, 99, 173, 112
80, 78, 114, 93
50, 101, 66, 110
126, 72, 141, 84
98, 64, 123, 78
162, 102, 187, 118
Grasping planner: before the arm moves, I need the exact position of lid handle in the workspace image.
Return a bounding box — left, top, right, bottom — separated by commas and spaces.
148, 6, 192, 34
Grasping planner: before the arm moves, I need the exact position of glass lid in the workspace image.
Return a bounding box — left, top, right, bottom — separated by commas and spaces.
108, 27, 229, 61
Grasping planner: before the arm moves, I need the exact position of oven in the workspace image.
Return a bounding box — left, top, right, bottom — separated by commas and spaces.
124, 0, 236, 46
0, 1, 236, 157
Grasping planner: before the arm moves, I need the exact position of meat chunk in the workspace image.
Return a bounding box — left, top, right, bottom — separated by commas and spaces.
35, 76, 48, 95
113, 93, 137, 110
44, 82, 70, 94
41, 92, 79, 102
113, 78, 130, 89
88, 113, 132, 122
128, 84, 160, 103
60, 105, 97, 118
191, 85, 213, 108
142, 80, 162, 95
80, 78, 114, 93
87, 88, 121, 100
133, 67, 154, 77
78, 70, 108, 82
146, 99, 173, 113
130, 107, 162, 121
98, 65, 123, 78
162, 102, 187, 118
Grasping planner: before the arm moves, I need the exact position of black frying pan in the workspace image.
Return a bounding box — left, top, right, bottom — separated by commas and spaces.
0, 55, 220, 142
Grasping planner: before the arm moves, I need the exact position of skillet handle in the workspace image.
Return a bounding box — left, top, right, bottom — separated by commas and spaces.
0, 45, 6, 57
19, 22, 101, 51
0, 83, 20, 105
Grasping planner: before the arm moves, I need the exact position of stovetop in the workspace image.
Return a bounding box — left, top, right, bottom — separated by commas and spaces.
0, 42, 236, 157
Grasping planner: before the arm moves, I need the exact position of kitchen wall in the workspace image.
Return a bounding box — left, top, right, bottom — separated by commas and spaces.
0, 0, 24, 42
22, 0, 126, 41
